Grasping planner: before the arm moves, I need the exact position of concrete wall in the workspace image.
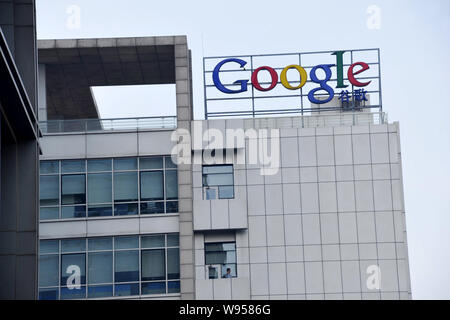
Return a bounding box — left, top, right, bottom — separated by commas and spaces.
191, 119, 411, 300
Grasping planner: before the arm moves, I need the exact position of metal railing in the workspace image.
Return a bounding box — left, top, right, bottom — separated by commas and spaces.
247, 111, 388, 130
39, 116, 177, 134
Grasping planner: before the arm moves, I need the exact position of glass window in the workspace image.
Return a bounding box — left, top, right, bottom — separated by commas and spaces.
115, 236, 139, 249
114, 203, 138, 216
40, 207, 59, 220
60, 286, 86, 300
140, 202, 164, 214
114, 283, 139, 297
87, 159, 111, 172
141, 249, 165, 281
140, 171, 164, 201
166, 201, 178, 213
141, 235, 165, 248
61, 205, 86, 219
88, 237, 112, 251
40, 161, 59, 174
165, 170, 178, 200
139, 157, 163, 170
165, 156, 177, 169
61, 239, 86, 253
167, 248, 180, 280
88, 252, 113, 284
88, 285, 113, 298
40, 240, 59, 254
114, 172, 138, 202
61, 160, 85, 173
88, 173, 112, 204
115, 250, 139, 282
167, 234, 179, 247
61, 174, 86, 205
168, 281, 180, 293
219, 186, 234, 199
39, 255, 59, 287
202, 165, 234, 200
204, 242, 237, 278
61, 253, 86, 285
88, 205, 112, 217
114, 158, 137, 170
39, 288, 58, 300
141, 282, 165, 295
40, 175, 59, 206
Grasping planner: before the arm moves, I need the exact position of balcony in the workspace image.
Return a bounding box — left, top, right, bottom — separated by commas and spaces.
39, 116, 177, 134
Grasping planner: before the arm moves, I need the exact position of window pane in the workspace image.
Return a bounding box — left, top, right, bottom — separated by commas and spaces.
114, 158, 137, 170
60, 286, 86, 300
205, 251, 227, 265
61, 239, 86, 253
205, 173, 233, 186
88, 285, 113, 298
167, 248, 180, 280
62, 174, 86, 205
61, 205, 86, 219
88, 173, 112, 204
40, 207, 59, 220
203, 165, 233, 174
168, 281, 180, 293
222, 264, 237, 278
205, 188, 216, 200
40, 161, 58, 174
139, 157, 163, 169
140, 171, 163, 201
88, 237, 112, 251
39, 288, 58, 300
140, 202, 164, 214
165, 156, 177, 169
167, 234, 179, 247
88, 205, 112, 217
114, 283, 139, 297
61, 253, 86, 285
114, 236, 139, 249
40, 240, 59, 254
141, 249, 165, 281
141, 282, 166, 295
114, 172, 138, 202
61, 160, 85, 173
219, 186, 234, 199
87, 159, 111, 172
141, 235, 165, 248
166, 201, 178, 213
40, 175, 59, 206
39, 255, 59, 287
115, 250, 139, 282
114, 203, 138, 216
165, 170, 178, 200
88, 252, 113, 284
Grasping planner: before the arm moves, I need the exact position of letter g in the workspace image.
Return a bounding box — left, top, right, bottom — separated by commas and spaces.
213, 58, 249, 94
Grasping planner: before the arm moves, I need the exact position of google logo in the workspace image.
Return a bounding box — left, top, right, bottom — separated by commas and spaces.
212, 51, 372, 105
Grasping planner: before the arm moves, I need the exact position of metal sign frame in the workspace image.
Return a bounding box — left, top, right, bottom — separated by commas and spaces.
203, 48, 382, 119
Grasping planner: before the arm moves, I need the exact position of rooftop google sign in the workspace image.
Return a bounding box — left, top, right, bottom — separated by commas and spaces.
212, 50, 373, 105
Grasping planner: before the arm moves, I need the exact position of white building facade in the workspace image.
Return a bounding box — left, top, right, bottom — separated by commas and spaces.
36, 36, 411, 300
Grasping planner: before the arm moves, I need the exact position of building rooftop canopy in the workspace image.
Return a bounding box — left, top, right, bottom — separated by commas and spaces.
38, 36, 187, 120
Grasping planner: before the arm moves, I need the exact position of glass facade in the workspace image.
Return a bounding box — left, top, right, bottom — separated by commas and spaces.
38, 234, 180, 300
39, 156, 178, 220
204, 242, 237, 278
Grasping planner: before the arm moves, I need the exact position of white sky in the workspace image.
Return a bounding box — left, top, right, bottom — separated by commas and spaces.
36, 0, 450, 299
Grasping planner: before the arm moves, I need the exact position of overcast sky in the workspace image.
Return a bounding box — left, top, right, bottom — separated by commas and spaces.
36, 0, 450, 299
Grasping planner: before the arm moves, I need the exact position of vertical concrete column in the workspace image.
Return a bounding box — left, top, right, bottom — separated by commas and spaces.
174, 36, 195, 299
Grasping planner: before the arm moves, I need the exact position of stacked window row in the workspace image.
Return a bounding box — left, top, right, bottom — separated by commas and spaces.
39, 157, 178, 220
38, 234, 180, 300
